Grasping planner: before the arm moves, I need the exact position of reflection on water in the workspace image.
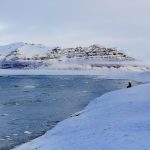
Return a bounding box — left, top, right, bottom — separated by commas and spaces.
0, 75, 140, 150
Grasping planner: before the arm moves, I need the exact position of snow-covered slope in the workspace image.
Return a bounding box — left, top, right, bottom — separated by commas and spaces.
13, 74, 150, 150
0, 42, 24, 55
0, 43, 133, 61
0, 42, 148, 71
0, 42, 54, 60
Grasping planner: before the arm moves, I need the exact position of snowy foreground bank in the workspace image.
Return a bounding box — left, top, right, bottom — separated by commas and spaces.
12, 71, 150, 150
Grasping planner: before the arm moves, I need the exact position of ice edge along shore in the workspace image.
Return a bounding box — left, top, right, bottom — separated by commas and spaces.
12, 71, 150, 150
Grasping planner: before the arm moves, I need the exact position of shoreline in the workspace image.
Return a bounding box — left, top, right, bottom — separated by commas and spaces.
10, 70, 150, 150
0, 69, 149, 83
0, 68, 144, 76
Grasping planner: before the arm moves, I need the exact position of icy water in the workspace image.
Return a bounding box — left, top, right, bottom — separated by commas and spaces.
0, 75, 140, 150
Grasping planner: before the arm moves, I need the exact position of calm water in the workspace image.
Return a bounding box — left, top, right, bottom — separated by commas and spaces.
0, 75, 140, 150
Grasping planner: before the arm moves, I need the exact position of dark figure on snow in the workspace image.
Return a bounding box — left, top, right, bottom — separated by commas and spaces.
127, 82, 132, 88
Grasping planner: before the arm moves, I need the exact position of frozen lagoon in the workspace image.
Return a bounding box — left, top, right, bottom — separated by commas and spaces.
0, 75, 140, 149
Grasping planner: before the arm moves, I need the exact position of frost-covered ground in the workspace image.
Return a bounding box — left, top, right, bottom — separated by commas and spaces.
12, 71, 150, 150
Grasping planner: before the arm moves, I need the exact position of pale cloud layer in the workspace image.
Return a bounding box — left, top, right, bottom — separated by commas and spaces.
0, 0, 149, 60
0, 23, 8, 33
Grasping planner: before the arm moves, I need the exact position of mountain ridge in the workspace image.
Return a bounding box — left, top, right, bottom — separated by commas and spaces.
0, 42, 149, 71
0, 42, 134, 61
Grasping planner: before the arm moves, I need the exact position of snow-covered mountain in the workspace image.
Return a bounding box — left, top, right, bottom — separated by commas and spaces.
0, 42, 148, 71
0, 42, 133, 61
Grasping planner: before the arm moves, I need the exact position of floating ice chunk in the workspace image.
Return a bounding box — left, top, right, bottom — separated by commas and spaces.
24, 131, 32, 135
5, 136, 13, 140
5, 136, 10, 138
0, 138, 5, 141
24, 85, 35, 89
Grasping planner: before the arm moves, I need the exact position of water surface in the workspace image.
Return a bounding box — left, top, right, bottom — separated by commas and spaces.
0, 75, 140, 149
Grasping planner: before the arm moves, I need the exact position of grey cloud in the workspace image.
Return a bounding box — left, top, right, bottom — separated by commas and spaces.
0, 0, 149, 60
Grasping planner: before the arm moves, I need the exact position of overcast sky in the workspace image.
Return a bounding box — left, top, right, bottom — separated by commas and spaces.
0, 0, 150, 60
